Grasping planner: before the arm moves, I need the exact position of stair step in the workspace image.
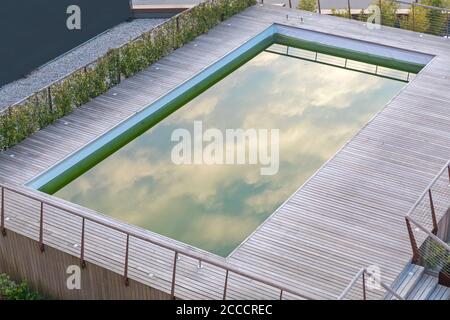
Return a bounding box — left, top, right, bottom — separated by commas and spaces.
428, 284, 450, 300
407, 274, 438, 300
385, 263, 425, 300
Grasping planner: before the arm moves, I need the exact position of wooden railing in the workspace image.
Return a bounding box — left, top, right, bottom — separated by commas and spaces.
0, 183, 315, 300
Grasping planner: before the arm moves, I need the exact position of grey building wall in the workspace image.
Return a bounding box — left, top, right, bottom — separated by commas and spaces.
0, 0, 131, 87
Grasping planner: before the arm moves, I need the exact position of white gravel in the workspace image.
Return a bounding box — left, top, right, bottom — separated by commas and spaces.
0, 18, 166, 111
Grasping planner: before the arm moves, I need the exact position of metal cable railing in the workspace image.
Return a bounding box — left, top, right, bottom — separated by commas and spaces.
0, 183, 316, 300
289, 0, 450, 38
338, 267, 404, 300
339, 160, 450, 300
404, 160, 450, 281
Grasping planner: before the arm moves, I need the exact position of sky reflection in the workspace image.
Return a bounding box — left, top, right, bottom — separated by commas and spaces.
55, 50, 406, 256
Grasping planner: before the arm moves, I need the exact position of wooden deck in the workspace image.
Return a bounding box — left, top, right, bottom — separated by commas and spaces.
1, 5, 450, 299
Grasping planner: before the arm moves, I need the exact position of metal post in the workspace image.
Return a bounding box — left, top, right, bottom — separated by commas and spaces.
39, 202, 45, 252
1, 187, 5, 237
379, 0, 382, 25
176, 16, 180, 32
448, 164, 450, 183
362, 272, 367, 300
348, 0, 352, 19
171, 252, 178, 299
317, 0, 321, 14
412, 3, 416, 32
223, 270, 229, 300
279, 289, 283, 300
405, 217, 420, 263
428, 189, 438, 235
446, 10, 449, 38
47, 87, 53, 111
124, 234, 130, 286
288, 0, 292, 9
80, 218, 86, 268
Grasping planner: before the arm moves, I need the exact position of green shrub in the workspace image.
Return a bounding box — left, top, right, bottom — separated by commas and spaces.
0, 274, 42, 300
0, 0, 256, 151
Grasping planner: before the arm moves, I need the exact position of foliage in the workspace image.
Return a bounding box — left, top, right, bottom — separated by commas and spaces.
330, 8, 351, 19
375, 0, 400, 27
0, 274, 42, 300
0, 0, 256, 150
420, 239, 450, 270
297, 0, 317, 12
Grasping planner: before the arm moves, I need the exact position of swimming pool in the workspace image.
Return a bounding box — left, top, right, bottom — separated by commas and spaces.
42, 46, 410, 257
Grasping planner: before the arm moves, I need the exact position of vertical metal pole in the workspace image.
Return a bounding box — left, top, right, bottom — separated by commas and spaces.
176, 16, 180, 32
124, 234, 130, 286
412, 3, 416, 32
279, 289, 283, 300
428, 189, 438, 235
446, 10, 449, 38
379, 0, 382, 25
80, 218, 86, 268
223, 270, 229, 300
317, 0, 321, 14
405, 217, 420, 263
1, 187, 5, 237
288, 0, 292, 9
39, 202, 45, 252
448, 164, 450, 183
47, 87, 53, 111
362, 272, 367, 300
171, 252, 178, 299
348, 0, 352, 19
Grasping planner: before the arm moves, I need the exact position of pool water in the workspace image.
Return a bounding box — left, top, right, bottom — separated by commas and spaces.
54, 49, 406, 256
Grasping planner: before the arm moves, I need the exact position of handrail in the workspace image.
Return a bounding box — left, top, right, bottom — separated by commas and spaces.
0, 182, 315, 300
406, 215, 450, 253
338, 267, 404, 300
406, 160, 450, 218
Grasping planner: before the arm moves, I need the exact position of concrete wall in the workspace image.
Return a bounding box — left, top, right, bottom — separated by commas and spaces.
0, 230, 171, 299
0, 0, 131, 87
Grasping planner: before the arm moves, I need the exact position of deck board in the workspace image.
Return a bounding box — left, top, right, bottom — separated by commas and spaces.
1, 5, 450, 299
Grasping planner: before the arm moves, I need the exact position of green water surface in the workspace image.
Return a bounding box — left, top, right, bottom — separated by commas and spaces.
54, 50, 406, 256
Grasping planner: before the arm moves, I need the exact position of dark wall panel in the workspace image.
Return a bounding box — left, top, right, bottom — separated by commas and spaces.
0, 0, 131, 86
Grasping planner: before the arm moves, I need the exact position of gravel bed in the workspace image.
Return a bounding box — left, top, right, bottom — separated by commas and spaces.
0, 18, 166, 111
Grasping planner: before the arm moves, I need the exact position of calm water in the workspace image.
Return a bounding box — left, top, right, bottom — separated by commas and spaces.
55, 50, 406, 256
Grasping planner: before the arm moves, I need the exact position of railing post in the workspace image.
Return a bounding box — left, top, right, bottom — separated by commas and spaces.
428, 189, 438, 235
379, 0, 382, 25
171, 252, 178, 299
362, 272, 367, 300
223, 269, 229, 300
317, 0, 321, 14
448, 163, 450, 183
288, 0, 292, 9
124, 234, 130, 286
1, 187, 5, 237
176, 16, 180, 32
347, 0, 352, 19
446, 10, 449, 38
405, 217, 420, 263
80, 218, 86, 268
39, 202, 45, 252
47, 87, 53, 111
279, 289, 283, 300
412, 3, 416, 32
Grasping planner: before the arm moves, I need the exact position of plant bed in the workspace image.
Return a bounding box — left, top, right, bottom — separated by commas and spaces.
0, 274, 43, 300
